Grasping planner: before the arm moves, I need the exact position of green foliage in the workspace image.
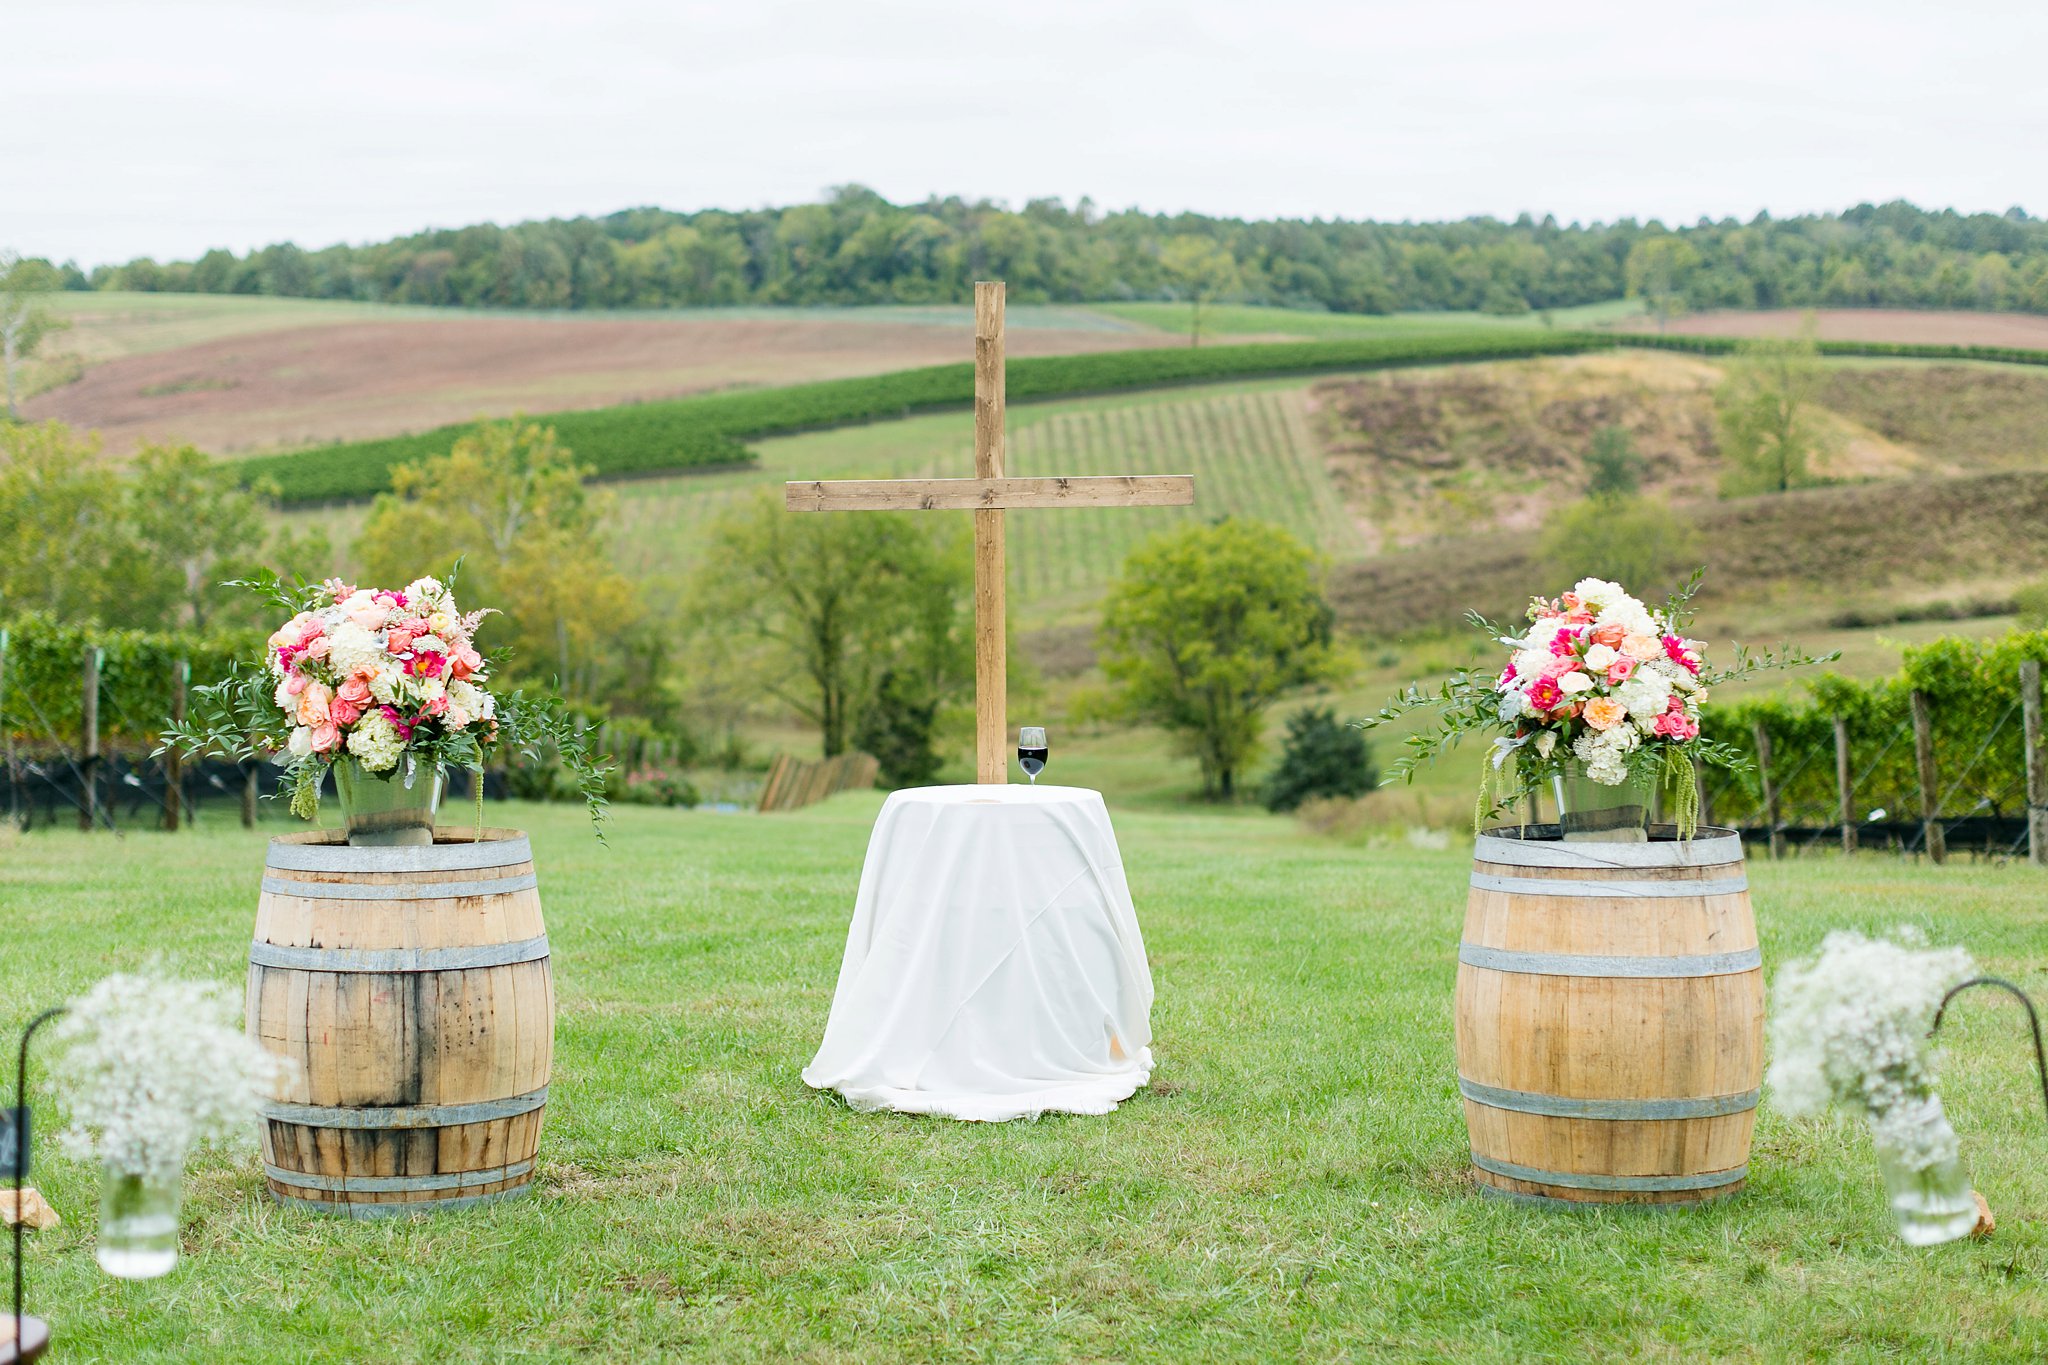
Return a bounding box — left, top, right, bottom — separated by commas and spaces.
1099, 519, 1347, 799
80, 193, 2048, 326
0, 422, 305, 629
687, 490, 970, 759
1624, 236, 1702, 328
0, 615, 249, 757
853, 670, 942, 789
1715, 326, 1832, 495
238, 329, 1605, 503
354, 418, 640, 699
1538, 495, 1699, 595
1702, 628, 2048, 826
1582, 425, 1641, 499
1261, 707, 1377, 813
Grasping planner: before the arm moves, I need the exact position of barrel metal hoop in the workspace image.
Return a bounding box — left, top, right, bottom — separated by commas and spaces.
248, 935, 550, 974
260, 873, 539, 902
1472, 1154, 1749, 1192
263, 1087, 548, 1130
1473, 1181, 1744, 1211
264, 1157, 534, 1194
265, 835, 533, 874
1472, 831, 1743, 870
1468, 873, 1750, 899
1458, 1077, 1761, 1120
1458, 943, 1762, 978
270, 1184, 533, 1218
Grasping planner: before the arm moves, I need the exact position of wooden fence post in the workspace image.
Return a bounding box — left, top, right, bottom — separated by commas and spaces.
1911, 689, 1946, 865
1834, 715, 1856, 856
163, 657, 189, 832
1752, 719, 1784, 860
80, 645, 102, 832
2023, 660, 2046, 870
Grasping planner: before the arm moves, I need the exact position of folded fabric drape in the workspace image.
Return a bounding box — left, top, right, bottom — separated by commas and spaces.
803, 785, 1155, 1121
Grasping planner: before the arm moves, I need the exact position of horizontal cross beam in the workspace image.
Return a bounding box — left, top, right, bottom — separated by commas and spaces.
786, 474, 1195, 513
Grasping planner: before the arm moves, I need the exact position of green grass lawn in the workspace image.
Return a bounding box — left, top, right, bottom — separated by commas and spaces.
6, 800, 2047, 1361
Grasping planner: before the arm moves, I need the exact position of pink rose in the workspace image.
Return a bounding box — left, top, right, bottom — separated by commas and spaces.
1606, 657, 1638, 685
329, 698, 363, 727
310, 720, 341, 754
285, 672, 311, 697
337, 675, 372, 705
303, 635, 331, 661
423, 695, 449, 717
449, 645, 482, 680
1541, 654, 1577, 680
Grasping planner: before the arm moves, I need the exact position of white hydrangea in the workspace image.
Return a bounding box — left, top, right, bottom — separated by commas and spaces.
1616, 672, 1673, 721
1572, 726, 1638, 784
1768, 929, 1973, 1148
346, 711, 405, 772
325, 621, 385, 679
366, 660, 405, 705
52, 975, 293, 1182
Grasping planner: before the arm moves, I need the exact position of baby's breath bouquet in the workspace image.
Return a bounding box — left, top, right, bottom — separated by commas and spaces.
53, 974, 293, 1277
1769, 929, 1981, 1246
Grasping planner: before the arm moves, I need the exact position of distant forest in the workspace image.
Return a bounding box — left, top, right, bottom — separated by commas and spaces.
53, 190, 2048, 316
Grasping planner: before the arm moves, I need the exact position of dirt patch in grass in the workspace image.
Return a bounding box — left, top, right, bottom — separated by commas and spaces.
1637, 307, 2048, 348
24, 315, 1167, 456
1821, 364, 2048, 471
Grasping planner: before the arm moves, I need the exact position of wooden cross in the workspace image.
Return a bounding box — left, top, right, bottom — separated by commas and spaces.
786, 281, 1196, 783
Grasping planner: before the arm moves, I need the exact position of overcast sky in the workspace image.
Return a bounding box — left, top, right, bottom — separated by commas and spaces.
9, 0, 2046, 268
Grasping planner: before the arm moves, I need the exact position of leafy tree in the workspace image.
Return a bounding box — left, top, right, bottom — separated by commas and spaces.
689, 492, 970, 758
1538, 495, 1698, 595
1582, 425, 1641, 499
1715, 324, 1831, 495
853, 669, 943, 788
0, 252, 66, 419
0, 422, 160, 623
1261, 706, 1377, 813
124, 443, 277, 628
1158, 235, 1242, 346
1624, 236, 1702, 332
1099, 518, 1347, 800
354, 419, 639, 696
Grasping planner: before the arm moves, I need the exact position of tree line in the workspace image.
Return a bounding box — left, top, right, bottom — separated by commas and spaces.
40, 192, 2048, 317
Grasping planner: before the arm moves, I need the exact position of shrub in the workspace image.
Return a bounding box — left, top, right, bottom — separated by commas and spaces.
1262, 707, 1378, 813
853, 671, 943, 789
2017, 578, 2048, 631
1538, 495, 1697, 596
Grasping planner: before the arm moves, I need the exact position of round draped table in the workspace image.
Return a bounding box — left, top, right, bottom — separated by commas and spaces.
802, 784, 1155, 1121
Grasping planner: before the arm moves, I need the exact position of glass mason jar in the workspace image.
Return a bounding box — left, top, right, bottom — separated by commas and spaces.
97, 1166, 182, 1279
1870, 1096, 1980, 1247
333, 756, 444, 846
1551, 761, 1652, 842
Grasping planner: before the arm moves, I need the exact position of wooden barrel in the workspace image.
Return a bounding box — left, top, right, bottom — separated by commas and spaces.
1454, 825, 1763, 1206
245, 828, 553, 1217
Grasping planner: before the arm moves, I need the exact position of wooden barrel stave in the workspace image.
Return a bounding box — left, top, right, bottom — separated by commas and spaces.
1455, 827, 1763, 1207
247, 828, 553, 1217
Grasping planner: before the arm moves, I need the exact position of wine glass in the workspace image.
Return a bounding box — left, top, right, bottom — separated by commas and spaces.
1017, 727, 1048, 785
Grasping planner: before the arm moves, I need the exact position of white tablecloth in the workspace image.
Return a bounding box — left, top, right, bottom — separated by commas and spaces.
802, 784, 1155, 1121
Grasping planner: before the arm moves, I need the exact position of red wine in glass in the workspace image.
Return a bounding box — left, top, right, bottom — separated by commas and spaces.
1017, 726, 1047, 784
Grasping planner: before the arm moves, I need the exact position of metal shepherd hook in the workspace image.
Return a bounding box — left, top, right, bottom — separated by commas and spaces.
1929, 976, 2048, 1128
10, 1007, 65, 1365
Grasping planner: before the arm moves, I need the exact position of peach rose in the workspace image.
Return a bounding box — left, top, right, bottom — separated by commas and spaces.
337, 674, 373, 705
1583, 697, 1628, 731
296, 682, 332, 726
1621, 632, 1662, 661
1591, 623, 1627, 648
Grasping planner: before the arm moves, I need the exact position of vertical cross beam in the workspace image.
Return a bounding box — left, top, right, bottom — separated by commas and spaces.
973, 282, 1007, 784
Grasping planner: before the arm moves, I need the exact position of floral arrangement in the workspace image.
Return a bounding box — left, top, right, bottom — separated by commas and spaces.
1768, 929, 1982, 1243
162, 569, 609, 830
1362, 573, 1832, 834
52, 975, 292, 1182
